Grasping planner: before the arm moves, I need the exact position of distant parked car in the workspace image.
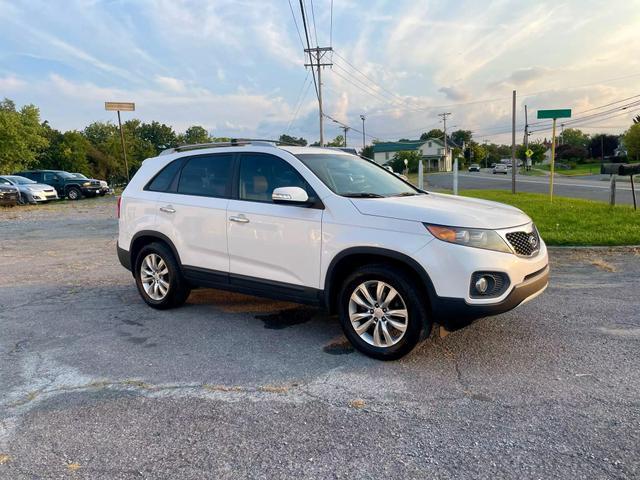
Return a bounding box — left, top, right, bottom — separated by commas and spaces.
13, 170, 101, 200
71, 173, 112, 196
468, 164, 480, 172
0, 175, 59, 204
493, 164, 508, 174
0, 183, 19, 206
490, 163, 496, 168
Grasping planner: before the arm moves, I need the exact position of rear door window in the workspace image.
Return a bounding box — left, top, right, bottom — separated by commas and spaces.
177, 154, 233, 198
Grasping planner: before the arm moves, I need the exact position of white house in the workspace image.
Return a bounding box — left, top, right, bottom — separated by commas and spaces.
372, 138, 453, 171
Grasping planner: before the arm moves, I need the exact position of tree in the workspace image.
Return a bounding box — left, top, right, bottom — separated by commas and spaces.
556, 144, 587, 162
278, 134, 307, 146
326, 135, 345, 147
588, 134, 618, 159
0, 99, 48, 173
361, 145, 374, 159
389, 150, 422, 173
517, 141, 546, 164
181, 125, 210, 144
450, 130, 472, 146
40, 130, 91, 173
623, 123, 640, 161
139, 121, 178, 153
560, 128, 589, 148
420, 129, 444, 141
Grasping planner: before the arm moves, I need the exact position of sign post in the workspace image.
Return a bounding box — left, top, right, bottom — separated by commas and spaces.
537, 109, 571, 201
105, 102, 135, 183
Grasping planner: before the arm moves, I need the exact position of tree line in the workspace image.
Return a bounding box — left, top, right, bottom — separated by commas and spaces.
2, 97, 638, 182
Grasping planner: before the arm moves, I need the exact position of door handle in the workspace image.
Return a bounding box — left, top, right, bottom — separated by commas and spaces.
229, 215, 250, 223
159, 205, 176, 214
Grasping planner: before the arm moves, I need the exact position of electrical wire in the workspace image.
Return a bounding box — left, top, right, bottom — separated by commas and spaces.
298, 0, 319, 101
309, 0, 319, 46
287, 0, 305, 51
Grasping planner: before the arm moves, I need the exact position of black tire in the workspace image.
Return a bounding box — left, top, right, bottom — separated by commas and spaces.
17, 193, 26, 205
67, 186, 82, 200
134, 242, 191, 310
337, 264, 430, 361
99, 191, 106, 196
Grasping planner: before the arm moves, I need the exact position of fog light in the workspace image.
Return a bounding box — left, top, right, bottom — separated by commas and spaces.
475, 276, 489, 294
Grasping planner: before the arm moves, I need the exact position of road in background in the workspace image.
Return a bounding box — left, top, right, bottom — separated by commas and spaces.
425, 170, 637, 205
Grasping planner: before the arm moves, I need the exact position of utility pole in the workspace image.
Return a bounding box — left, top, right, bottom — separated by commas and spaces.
342, 126, 350, 147
304, 46, 332, 146
524, 104, 530, 172
439, 112, 454, 193
560, 123, 564, 145
360, 115, 366, 151
511, 90, 516, 194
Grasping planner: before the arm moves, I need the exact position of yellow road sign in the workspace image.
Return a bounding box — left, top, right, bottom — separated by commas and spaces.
105, 102, 135, 111
525, 148, 534, 157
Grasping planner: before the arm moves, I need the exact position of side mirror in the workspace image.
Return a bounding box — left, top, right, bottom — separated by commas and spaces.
272, 186, 309, 204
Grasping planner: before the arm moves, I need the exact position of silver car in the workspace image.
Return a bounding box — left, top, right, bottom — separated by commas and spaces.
0, 175, 59, 204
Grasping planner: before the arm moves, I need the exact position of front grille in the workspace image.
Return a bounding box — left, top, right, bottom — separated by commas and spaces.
506, 228, 540, 256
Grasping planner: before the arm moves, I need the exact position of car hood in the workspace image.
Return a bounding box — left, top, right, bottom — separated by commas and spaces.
349, 192, 531, 229
20, 183, 54, 191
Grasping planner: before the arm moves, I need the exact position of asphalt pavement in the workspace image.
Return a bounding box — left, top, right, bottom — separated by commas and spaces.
1, 197, 639, 479
425, 169, 638, 205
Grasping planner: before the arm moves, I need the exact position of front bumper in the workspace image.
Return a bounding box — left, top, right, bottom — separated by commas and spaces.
432, 264, 549, 329
30, 191, 59, 202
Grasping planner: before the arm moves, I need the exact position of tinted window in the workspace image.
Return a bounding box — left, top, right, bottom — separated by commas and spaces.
43, 173, 57, 182
239, 153, 311, 203
147, 160, 182, 192
177, 154, 232, 198
0, 178, 11, 185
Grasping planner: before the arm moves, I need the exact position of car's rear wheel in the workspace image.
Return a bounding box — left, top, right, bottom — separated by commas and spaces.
67, 187, 81, 200
338, 264, 430, 360
134, 242, 191, 309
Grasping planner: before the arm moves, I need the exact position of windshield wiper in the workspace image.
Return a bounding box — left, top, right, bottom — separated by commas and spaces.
342, 192, 386, 198
391, 192, 420, 197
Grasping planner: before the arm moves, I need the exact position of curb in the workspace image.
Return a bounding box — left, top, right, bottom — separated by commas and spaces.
547, 245, 640, 252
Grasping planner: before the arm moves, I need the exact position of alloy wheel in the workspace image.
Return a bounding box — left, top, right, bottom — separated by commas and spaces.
140, 253, 170, 301
348, 280, 408, 347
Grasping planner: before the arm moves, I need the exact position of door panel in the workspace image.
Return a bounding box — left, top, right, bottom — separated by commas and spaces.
154, 153, 232, 273
227, 153, 323, 288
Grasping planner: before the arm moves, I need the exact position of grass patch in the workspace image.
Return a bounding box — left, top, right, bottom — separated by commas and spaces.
537, 163, 601, 176
459, 190, 640, 246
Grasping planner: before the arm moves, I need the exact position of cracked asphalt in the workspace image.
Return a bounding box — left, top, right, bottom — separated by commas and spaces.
1, 197, 639, 479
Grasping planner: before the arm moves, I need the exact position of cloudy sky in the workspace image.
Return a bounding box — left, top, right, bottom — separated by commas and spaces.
1, 0, 639, 145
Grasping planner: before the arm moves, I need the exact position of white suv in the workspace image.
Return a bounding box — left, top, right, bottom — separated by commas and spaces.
117, 141, 548, 360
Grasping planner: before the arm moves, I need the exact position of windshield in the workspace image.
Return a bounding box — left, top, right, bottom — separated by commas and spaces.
296, 153, 420, 198
57, 171, 75, 179
72, 173, 87, 179
5, 176, 36, 184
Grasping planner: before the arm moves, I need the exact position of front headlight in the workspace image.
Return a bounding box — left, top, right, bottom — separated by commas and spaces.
83, 181, 91, 186
424, 224, 512, 253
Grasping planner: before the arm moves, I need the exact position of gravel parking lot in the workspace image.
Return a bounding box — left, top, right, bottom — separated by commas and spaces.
1, 197, 639, 479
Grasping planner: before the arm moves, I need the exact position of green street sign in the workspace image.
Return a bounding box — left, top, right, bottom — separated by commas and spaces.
537, 109, 571, 119
525, 148, 534, 157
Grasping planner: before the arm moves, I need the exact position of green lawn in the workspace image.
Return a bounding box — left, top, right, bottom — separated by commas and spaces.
458, 190, 640, 246
537, 163, 601, 176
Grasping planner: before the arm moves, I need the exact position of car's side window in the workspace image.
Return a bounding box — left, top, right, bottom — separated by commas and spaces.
238, 153, 312, 203
146, 159, 183, 192
177, 154, 233, 198
43, 173, 55, 182
0, 178, 11, 185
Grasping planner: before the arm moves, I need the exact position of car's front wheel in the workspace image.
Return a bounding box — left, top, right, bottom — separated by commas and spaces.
338, 265, 430, 360
67, 187, 82, 200
134, 242, 191, 309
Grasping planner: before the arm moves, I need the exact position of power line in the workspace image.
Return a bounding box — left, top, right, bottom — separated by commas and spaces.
285, 71, 312, 134
309, 0, 319, 46
287, 0, 305, 51
329, 0, 333, 48
332, 51, 412, 107
298, 0, 319, 101
330, 64, 401, 106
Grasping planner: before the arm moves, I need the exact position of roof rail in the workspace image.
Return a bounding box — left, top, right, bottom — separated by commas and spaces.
159, 139, 287, 156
